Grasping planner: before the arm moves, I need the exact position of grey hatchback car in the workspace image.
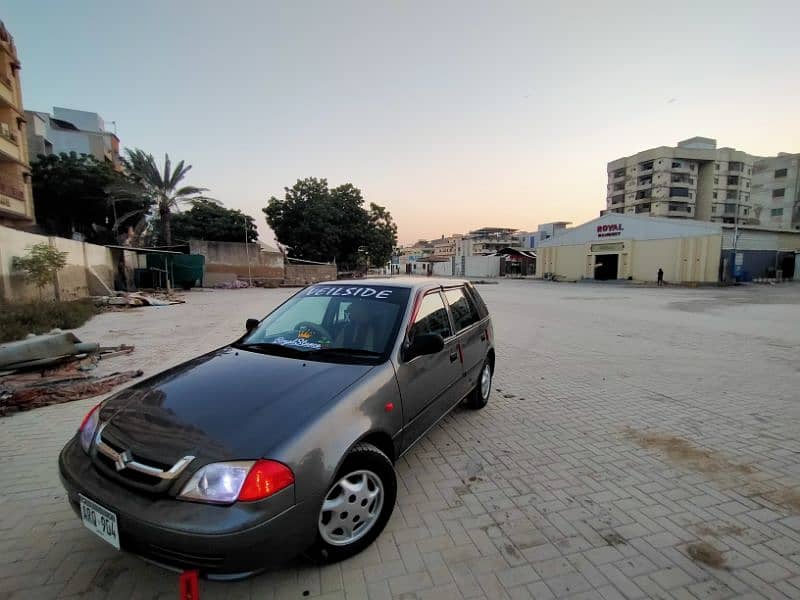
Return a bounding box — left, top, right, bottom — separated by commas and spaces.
59, 279, 495, 577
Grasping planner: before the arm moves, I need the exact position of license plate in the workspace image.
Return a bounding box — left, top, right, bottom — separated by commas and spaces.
79, 495, 120, 550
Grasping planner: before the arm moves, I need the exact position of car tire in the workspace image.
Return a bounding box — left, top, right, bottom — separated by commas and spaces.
465, 358, 492, 409
306, 443, 397, 564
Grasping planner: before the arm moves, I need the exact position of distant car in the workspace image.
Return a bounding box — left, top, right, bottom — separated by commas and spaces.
59, 279, 495, 579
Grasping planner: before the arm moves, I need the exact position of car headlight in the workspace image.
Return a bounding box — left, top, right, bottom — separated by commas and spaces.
178, 460, 294, 504
79, 403, 102, 453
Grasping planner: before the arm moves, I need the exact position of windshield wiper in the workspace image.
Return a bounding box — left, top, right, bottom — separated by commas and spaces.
307, 347, 383, 358
232, 342, 306, 357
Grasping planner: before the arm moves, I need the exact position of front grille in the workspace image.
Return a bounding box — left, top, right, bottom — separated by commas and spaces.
90, 423, 195, 494
146, 544, 226, 569
96, 452, 163, 487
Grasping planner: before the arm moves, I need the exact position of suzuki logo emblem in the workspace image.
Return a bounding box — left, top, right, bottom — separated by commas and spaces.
114, 449, 133, 472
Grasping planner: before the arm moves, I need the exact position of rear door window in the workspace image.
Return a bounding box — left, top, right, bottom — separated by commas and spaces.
444, 287, 481, 332
409, 293, 452, 340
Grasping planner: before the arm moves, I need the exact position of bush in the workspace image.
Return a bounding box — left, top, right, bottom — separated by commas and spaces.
0, 300, 100, 343
12, 243, 69, 299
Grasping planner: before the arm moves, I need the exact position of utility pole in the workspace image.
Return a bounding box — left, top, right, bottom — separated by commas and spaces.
244, 216, 253, 287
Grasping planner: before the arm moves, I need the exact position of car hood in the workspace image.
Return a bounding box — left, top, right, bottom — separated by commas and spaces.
98, 346, 373, 464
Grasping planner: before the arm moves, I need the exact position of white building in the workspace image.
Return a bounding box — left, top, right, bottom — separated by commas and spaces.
537, 213, 723, 283
751, 153, 799, 231
606, 137, 756, 225
26, 107, 121, 167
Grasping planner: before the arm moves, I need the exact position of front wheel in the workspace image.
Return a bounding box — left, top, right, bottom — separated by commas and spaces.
306, 443, 397, 563
465, 359, 492, 409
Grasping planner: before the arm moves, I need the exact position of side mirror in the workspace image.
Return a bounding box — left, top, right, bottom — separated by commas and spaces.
245, 318, 259, 332
404, 333, 444, 360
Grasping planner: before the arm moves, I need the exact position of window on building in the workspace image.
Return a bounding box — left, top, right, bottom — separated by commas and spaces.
771, 208, 784, 217
711, 205, 717, 213
729, 161, 743, 172
713, 191, 718, 199
714, 177, 719, 184
640, 160, 654, 171
773, 188, 786, 198
744, 208, 749, 215
715, 162, 720, 170
726, 190, 737, 200
611, 194, 625, 204
775, 168, 788, 178
672, 161, 682, 168
636, 189, 652, 200
724, 204, 736, 214
746, 181, 750, 188
613, 167, 626, 178
669, 187, 689, 197
690, 163, 696, 171
668, 202, 691, 212
638, 176, 652, 186
671, 173, 690, 183
613, 181, 625, 191
727, 175, 739, 185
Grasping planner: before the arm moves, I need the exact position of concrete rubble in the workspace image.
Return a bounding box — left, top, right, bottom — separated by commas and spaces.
0, 331, 139, 416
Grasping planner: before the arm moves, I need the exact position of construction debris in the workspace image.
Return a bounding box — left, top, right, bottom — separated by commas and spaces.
92, 291, 185, 307
213, 279, 251, 289
0, 331, 139, 416
1, 370, 142, 415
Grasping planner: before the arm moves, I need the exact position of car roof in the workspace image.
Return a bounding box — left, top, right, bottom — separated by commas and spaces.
314, 278, 471, 293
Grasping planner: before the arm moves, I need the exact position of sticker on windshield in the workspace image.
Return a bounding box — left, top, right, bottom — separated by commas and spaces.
273, 336, 322, 350
304, 286, 393, 299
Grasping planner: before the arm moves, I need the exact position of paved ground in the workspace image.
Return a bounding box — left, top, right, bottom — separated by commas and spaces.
1, 281, 800, 599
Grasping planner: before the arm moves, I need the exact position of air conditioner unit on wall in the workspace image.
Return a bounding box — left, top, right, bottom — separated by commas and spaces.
0, 123, 9, 136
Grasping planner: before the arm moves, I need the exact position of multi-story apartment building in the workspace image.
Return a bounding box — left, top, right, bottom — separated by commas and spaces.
751, 153, 800, 231
431, 234, 461, 257
456, 227, 521, 257
0, 21, 35, 227
605, 137, 756, 226
26, 107, 121, 168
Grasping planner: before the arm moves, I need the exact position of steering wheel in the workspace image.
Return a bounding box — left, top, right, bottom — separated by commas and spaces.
294, 321, 332, 341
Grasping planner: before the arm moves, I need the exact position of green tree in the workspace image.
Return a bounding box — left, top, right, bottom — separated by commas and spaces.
155, 200, 259, 244
12, 243, 68, 299
263, 178, 397, 270
31, 152, 144, 243
111, 149, 210, 245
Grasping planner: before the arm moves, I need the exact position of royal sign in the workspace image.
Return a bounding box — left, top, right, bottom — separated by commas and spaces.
597, 224, 624, 238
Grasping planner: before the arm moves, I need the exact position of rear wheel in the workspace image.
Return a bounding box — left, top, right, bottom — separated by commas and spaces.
465, 359, 492, 409
307, 443, 396, 563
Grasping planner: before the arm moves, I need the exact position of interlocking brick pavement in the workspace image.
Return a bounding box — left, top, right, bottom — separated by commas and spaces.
1, 281, 799, 599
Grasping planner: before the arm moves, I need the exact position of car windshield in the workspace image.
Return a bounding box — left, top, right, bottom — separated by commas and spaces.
239, 284, 410, 360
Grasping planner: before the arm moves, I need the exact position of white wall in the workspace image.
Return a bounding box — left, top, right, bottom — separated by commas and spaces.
464, 255, 500, 277
0, 225, 114, 301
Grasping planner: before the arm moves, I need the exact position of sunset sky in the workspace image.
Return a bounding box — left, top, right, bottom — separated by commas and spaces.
5, 1, 799, 245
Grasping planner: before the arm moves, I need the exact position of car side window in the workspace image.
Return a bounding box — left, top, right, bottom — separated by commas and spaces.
409, 293, 452, 340
444, 287, 481, 332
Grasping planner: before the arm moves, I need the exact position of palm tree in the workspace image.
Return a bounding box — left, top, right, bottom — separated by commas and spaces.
108, 149, 210, 246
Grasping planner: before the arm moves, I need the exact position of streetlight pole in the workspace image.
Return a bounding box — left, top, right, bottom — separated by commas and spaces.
244, 216, 253, 288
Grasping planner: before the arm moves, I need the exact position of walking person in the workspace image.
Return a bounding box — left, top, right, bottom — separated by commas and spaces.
657, 267, 664, 287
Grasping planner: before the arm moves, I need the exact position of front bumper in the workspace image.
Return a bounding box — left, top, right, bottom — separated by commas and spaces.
58, 437, 317, 576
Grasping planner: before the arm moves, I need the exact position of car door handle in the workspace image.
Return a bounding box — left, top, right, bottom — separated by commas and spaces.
449, 351, 458, 362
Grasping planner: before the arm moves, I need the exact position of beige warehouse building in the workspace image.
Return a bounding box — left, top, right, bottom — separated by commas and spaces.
536, 214, 722, 283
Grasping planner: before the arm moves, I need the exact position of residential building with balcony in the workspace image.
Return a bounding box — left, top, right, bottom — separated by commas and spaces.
431, 234, 461, 257
0, 21, 34, 227
455, 227, 522, 258
750, 153, 800, 231
25, 107, 121, 168
605, 137, 756, 226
